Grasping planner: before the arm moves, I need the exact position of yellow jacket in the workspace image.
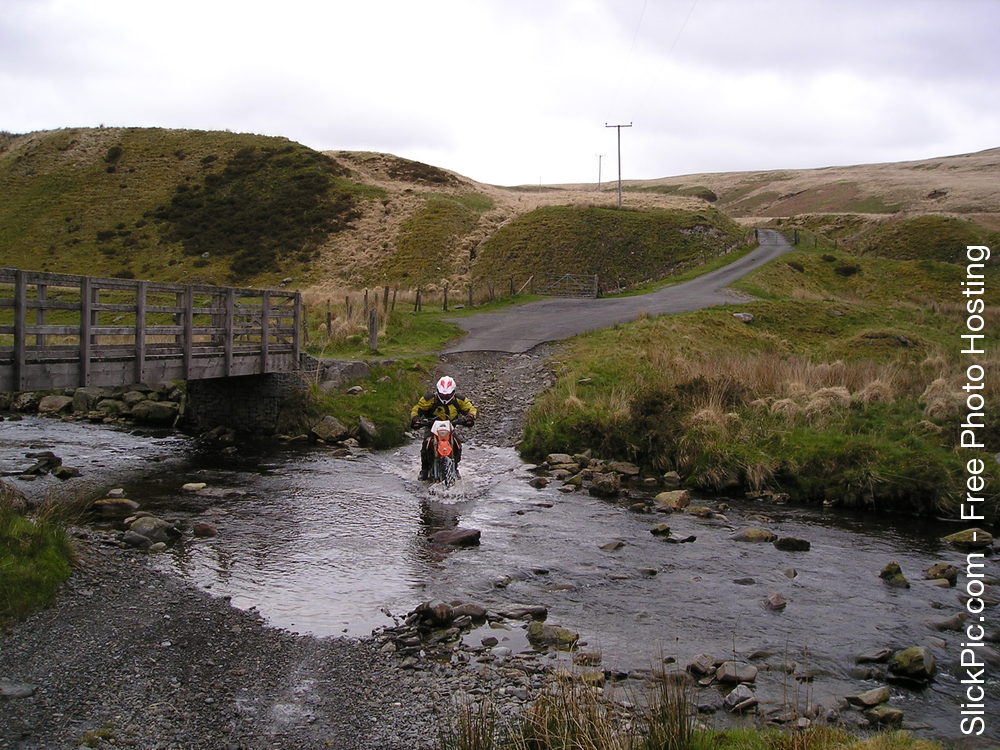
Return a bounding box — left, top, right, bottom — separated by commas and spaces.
410, 393, 478, 423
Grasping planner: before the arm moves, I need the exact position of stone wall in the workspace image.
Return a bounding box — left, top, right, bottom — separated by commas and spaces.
182, 371, 312, 436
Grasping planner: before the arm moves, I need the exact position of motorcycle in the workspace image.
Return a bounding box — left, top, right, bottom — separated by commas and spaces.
415, 417, 471, 487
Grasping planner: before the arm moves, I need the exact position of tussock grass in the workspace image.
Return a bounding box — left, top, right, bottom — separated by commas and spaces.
437, 673, 943, 750
0, 483, 75, 624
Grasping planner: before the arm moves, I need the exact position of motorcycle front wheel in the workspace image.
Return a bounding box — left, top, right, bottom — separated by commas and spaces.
434, 455, 458, 487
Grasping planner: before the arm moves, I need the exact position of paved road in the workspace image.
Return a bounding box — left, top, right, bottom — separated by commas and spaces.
443, 229, 792, 353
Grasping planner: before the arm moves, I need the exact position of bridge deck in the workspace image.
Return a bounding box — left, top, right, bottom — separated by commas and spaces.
0, 268, 302, 392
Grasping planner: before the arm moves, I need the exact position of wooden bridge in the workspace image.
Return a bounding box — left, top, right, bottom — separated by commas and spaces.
0, 268, 302, 393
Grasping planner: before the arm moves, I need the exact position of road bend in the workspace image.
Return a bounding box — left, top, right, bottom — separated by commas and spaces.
443, 228, 792, 353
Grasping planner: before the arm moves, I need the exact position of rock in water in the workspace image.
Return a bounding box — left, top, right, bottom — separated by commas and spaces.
429, 527, 481, 547
888, 646, 936, 684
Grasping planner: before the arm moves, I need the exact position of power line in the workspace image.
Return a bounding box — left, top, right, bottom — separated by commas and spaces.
605, 123, 632, 209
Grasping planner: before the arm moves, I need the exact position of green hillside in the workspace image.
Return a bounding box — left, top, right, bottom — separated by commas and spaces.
0, 128, 378, 285
471, 205, 750, 293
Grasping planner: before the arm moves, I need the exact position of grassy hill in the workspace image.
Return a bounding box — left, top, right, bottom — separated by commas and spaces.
2, 128, 998, 298
471, 204, 749, 293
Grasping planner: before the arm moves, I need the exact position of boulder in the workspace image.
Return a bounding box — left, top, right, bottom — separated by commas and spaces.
888, 646, 936, 684
414, 600, 454, 626
925, 563, 958, 586
600, 540, 625, 551
450, 603, 487, 621
717, 661, 758, 684
687, 653, 718, 676
130, 400, 179, 425
92, 498, 140, 517
687, 506, 715, 518
429, 527, 481, 547
845, 686, 890, 708
733, 312, 755, 324
11, 392, 40, 412
128, 516, 181, 543
654, 490, 690, 511
526, 621, 579, 650
661, 471, 682, 489
38, 395, 74, 415
121, 390, 148, 407
121, 531, 152, 549
192, 522, 218, 538
73, 386, 104, 413
879, 561, 910, 589
732, 527, 777, 543
606, 460, 640, 477
773, 537, 811, 552
763, 592, 787, 611
499, 605, 548, 621
650, 523, 672, 538
866, 705, 904, 726
358, 415, 378, 443
588, 472, 621, 498
310, 414, 350, 443
942, 528, 994, 551
545, 453, 576, 467
52, 466, 81, 480
927, 612, 967, 632
723, 684, 757, 712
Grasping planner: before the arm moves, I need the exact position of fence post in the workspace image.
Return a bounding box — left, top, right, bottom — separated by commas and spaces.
368, 307, 378, 352
13, 270, 26, 391
391, 287, 398, 312
488, 282, 495, 302
468, 284, 473, 308
326, 300, 332, 338
443, 283, 449, 312
509, 277, 514, 297
414, 288, 422, 312
345, 295, 352, 322
135, 280, 147, 384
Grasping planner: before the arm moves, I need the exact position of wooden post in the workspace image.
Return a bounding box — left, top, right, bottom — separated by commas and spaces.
293, 293, 302, 363
382, 285, 390, 313
182, 286, 194, 380
36, 283, 47, 348
135, 280, 147, 384
363, 289, 369, 315
391, 287, 398, 312
488, 282, 495, 302
13, 270, 26, 391
509, 277, 514, 297
80, 276, 92, 387
260, 291, 271, 373
414, 288, 422, 312
468, 284, 473, 308
326, 299, 332, 338
443, 283, 449, 312
368, 307, 378, 352
224, 288, 235, 377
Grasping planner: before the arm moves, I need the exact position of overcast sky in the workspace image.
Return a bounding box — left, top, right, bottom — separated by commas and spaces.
3, 0, 998, 185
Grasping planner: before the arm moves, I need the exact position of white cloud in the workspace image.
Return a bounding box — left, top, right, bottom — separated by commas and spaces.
1, 0, 997, 184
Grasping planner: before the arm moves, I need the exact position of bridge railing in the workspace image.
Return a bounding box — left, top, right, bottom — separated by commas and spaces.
0, 268, 301, 391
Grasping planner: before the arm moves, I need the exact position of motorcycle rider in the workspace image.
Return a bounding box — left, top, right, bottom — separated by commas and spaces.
410, 375, 478, 480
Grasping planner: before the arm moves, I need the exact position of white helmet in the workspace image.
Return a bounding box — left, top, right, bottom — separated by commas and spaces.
436, 376, 457, 403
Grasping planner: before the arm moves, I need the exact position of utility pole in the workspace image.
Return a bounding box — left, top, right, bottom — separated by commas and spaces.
605, 122, 632, 209
596, 154, 605, 191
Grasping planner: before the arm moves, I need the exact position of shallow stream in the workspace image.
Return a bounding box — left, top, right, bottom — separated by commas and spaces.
2, 416, 997, 747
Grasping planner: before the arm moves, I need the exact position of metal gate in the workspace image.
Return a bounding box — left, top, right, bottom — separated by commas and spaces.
538, 273, 599, 298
